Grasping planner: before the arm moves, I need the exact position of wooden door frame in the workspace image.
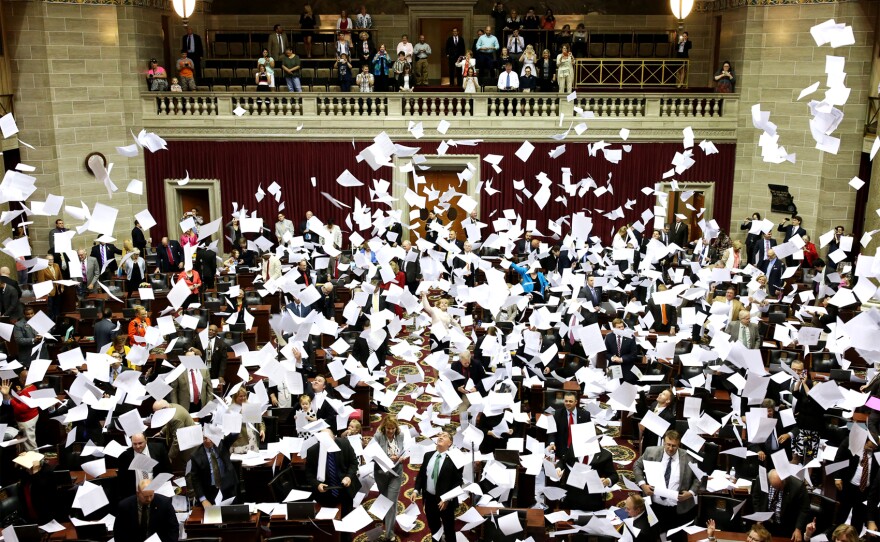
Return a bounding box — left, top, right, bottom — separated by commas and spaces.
655, 181, 715, 232
392, 154, 481, 238
163, 179, 223, 238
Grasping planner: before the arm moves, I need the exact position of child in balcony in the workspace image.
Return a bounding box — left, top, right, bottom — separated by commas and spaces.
170, 78, 182, 92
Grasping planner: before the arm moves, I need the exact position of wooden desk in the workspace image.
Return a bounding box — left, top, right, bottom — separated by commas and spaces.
268, 509, 341, 542
71, 468, 117, 485
476, 506, 545, 541
687, 531, 791, 542
185, 507, 261, 542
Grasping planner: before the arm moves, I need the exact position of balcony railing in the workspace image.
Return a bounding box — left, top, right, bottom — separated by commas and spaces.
142, 91, 738, 140
575, 58, 688, 88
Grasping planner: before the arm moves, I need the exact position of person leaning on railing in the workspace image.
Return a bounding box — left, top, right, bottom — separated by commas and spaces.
147, 58, 168, 91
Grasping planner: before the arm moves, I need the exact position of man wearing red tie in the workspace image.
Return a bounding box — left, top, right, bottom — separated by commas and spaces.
170, 349, 213, 414
295, 258, 311, 286
549, 391, 590, 457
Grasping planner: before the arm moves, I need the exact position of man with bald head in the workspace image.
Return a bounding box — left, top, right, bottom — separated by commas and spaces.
115, 478, 180, 542
153, 399, 195, 469
117, 432, 172, 497
759, 247, 786, 296
400, 240, 421, 294
155, 236, 184, 273
750, 468, 810, 541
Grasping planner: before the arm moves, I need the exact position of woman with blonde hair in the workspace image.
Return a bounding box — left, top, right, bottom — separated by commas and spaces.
373, 414, 405, 541
519, 44, 536, 76
228, 387, 265, 453
723, 240, 746, 269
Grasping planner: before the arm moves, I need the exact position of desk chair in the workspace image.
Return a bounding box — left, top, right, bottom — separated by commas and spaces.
698, 495, 748, 532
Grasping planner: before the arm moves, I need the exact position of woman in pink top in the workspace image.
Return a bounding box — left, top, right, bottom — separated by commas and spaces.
177, 268, 202, 307
147, 58, 168, 91
180, 228, 198, 247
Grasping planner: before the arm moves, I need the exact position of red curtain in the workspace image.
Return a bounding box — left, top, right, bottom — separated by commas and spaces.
144, 140, 734, 249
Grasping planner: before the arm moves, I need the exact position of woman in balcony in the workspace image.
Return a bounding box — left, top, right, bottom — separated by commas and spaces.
714, 60, 736, 93
397, 64, 416, 92
371, 45, 392, 91
147, 58, 168, 92
300, 4, 317, 58
541, 8, 556, 30
257, 48, 275, 79
519, 44, 536, 76
336, 9, 354, 47
255, 64, 274, 92
337, 53, 354, 92
556, 44, 574, 94
463, 67, 479, 93
357, 64, 375, 92
572, 24, 587, 58
456, 50, 476, 83
536, 48, 556, 92
556, 24, 572, 55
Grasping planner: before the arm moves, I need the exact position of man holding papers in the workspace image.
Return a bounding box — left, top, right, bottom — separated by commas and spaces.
115, 479, 179, 542
413, 431, 463, 541
633, 429, 701, 541
305, 428, 362, 539
556, 443, 619, 512
117, 432, 172, 498
189, 427, 240, 507
550, 391, 591, 457
750, 469, 810, 541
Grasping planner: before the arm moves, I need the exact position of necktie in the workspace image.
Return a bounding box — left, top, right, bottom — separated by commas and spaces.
568, 314, 577, 345
189, 35, 194, 52
278, 34, 282, 50
210, 448, 222, 487
140, 504, 150, 534
191, 369, 200, 405
432, 453, 443, 486
81, 260, 87, 282
207, 340, 213, 367
769, 487, 781, 522
661, 305, 668, 326
454, 37, 458, 45
591, 288, 598, 304
568, 411, 574, 446
506, 73, 510, 88
303, 272, 309, 286
101, 246, 106, 266
166, 246, 174, 265
664, 455, 672, 487
617, 336, 622, 355
860, 450, 871, 491
326, 452, 340, 497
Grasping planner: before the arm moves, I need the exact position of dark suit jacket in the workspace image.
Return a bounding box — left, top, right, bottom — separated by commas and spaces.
155, 242, 184, 273
758, 258, 786, 294
204, 336, 229, 380
114, 493, 179, 542
634, 446, 702, 513
642, 402, 676, 448
669, 221, 689, 247
132, 227, 148, 253
304, 437, 363, 498
627, 511, 659, 542
196, 247, 217, 288
116, 442, 173, 497
189, 434, 239, 504
552, 406, 591, 455
579, 285, 603, 307
559, 447, 619, 511
401, 252, 421, 285
1, 282, 23, 320
777, 223, 807, 242
90, 243, 122, 274
648, 302, 677, 333
450, 361, 486, 396
181, 33, 204, 57
604, 333, 639, 365
355, 39, 376, 63
446, 35, 466, 60
14, 320, 45, 364
415, 449, 464, 497
94, 318, 116, 352
750, 477, 810, 532
751, 238, 777, 264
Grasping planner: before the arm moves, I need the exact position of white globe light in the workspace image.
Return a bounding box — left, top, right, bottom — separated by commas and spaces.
670, 0, 694, 20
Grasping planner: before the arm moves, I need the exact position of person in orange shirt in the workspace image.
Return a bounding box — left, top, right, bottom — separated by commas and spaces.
176, 49, 196, 91
177, 267, 202, 308
128, 305, 151, 346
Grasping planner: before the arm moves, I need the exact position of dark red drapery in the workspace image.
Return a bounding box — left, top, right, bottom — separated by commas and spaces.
144, 140, 735, 249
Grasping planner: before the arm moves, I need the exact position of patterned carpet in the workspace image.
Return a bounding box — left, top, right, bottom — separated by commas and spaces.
351, 321, 639, 541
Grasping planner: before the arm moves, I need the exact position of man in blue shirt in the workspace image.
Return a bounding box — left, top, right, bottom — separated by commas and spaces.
475, 25, 499, 86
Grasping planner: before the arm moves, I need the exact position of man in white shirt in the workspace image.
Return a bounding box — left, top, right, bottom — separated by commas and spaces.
275, 212, 295, 246
497, 62, 519, 91
413, 432, 463, 540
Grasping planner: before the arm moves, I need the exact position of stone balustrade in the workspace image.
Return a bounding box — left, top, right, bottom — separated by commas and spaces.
141, 91, 738, 141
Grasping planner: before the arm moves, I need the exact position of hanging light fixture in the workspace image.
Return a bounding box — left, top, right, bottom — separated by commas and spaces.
173, 0, 196, 26
670, 0, 694, 30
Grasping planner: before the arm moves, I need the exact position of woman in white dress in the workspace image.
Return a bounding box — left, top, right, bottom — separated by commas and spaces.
456, 50, 476, 86
519, 44, 537, 77
421, 292, 458, 352
463, 67, 479, 93
228, 387, 265, 454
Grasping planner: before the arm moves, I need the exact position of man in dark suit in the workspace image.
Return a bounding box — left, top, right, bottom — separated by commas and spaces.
605, 318, 640, 384
132, 220, 148, 255
452, 242, 478, 287
401, 241, 421, 294
93, 307, 116, 352
751, 231, 777, 265
48, 218, 72, 278
648, 285, 677, 334
0, 269, 23, 321
304, 428, 363, 530
669, 217, 689, 248
758, 248, 786, 296
557, 444, 619, 512
832, 435, 878, 532
579, 275, 602, 307
514, 231, 533, 256
425, 211, 443, 244
557, 247, 580, 273
91, 240, 122, 281
550, 391, 591, 457
745, 399, 792, 476
623, 495, 659, 542
170, 363, 213, 414
777, 215, 807, 265
413, 431, 464, 540
114, 479, 179, 542
181, 27, 203, 79
196, 245, 217, 290
14, 306, 45, 366
117, 432, 172, 498
446, 27, 466, 87
156, 237, 184, 273
316, 282, 336, 319
294, 258, 312, 286
286, 294, 314, 319
203, 325, 229, 387
385, 221, 404, 247
633, 430, 702, 541
189, 429, 240, 507
450, 350, 486, 397
351, 320, 388, 367
751, 469, 810, 540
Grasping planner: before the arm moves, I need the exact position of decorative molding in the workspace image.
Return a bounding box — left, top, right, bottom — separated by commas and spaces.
695, 0, 854, 12
31, 0, 213, 12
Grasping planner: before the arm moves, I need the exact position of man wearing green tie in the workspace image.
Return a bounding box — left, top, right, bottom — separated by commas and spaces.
413, 431, 463, 541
